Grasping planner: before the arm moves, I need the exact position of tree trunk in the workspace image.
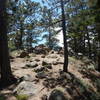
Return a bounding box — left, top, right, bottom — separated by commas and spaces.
60, 0, 68, 72
87, 32, 91, 59
96, 0, 100, 72
48, 9, 52, 49
73, 37, 77, 56
82, 35, 86, 55
0, 0, 16, 84
19, 21, 24, 49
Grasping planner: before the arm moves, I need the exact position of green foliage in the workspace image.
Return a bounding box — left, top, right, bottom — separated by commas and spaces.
16, 94, 28, 100
41, 7, 60, 49
7, 0, 42, 50
0, 95, 5, 100
95, 79, 100, 90
88, 0, 98, 7
74, 79, 100, 100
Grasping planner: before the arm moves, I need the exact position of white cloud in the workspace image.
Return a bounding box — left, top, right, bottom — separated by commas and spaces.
55, 28, 63, 47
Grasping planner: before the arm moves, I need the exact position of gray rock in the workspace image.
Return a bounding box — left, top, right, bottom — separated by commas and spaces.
34, 67, 46, 73
43, 59, 56, 64
31, 62, 38, 67
26, 62, 38, 68
13, 81, 40, 96
46, 65, 52, 69
53, 61, 63, 65
49, 89, 68, 100
77, 53, 83, 59
21, 74, 34, 82
35, 59, 40, 62
60, 72, 72, 80
47, 54, 58, 59
42, 61, 51, 66
49, 50, 55, 54
42, 61, 52, 69
36, 71, 47, 79
87, 64, 95, 70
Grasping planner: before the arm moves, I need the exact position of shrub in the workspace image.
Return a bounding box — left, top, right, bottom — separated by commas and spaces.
16, 94, 28, 100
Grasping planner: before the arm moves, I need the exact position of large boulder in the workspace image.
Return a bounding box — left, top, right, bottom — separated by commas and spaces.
13, 81, 41, 96
49, 89, 68, 100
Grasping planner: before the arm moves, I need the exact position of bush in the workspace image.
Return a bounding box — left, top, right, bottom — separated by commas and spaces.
16, 94, 28, 100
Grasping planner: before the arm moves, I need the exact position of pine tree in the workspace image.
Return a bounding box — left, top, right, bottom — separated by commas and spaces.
0, 0, 16, 86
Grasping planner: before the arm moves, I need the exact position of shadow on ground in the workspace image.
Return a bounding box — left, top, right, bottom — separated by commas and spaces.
41, 70, 100, 100
79, 69, 100, 93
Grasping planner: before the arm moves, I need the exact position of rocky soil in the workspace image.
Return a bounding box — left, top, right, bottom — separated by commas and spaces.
0, 50, 100, 100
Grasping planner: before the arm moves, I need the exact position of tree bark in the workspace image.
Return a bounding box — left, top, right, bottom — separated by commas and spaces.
73, 37, 77, 56
96, 0, 100, 72
0, 0, 16, 84
87, 32, 91, 59
60, 0, 68, 72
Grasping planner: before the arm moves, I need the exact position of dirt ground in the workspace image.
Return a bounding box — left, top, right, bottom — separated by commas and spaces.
0, 52, 100, 100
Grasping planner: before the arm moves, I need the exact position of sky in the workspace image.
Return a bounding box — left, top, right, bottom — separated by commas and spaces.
55, 28, 63, 47
21, 0, 63, 47
32, 0, 63, 47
